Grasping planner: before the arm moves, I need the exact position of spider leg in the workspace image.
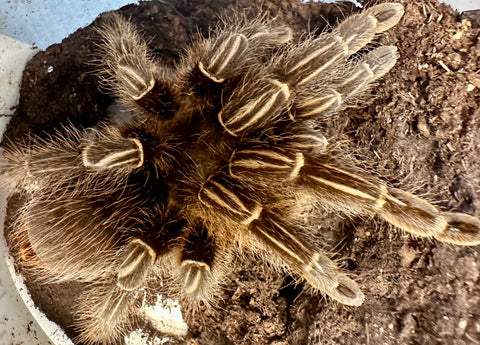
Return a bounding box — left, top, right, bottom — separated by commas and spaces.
276, 3, 403, 87
337, 49, 397, 100
335, 3, 404, 56
250, 208, 364, 306
75, 235, 168, 344
215, 4, 403, 136
147, 214, 233, 304
244, 22, 293, 53
82, 126, 144, 172
214, 29, 349, 135
186, 15, 292, 85
364, 3, 406, 33
293, 45, 398, 120
280, 122, 329, 155
196, 32, 249, 83
302, 162, 480, 246
379, 189, 480, 246
2, 128, 84, 188
229, 147, 480, 246
177, 220, 218, 299
96, 13, 178, 118
81, 123, 179, 179
177, 21, 292, 131
116, 238, 156, 290
1, 119, 182, 196
196, 174, 364, 306
277, 33, 349, 87
1, 124, 146, 190
218, 76, 291, 136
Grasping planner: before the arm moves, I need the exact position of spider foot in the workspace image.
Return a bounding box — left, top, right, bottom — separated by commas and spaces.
336, 3, 404, 55
438, 212, 480, 246
303, 252, 364, 306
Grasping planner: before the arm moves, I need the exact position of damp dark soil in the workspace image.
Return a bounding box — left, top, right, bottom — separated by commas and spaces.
3, 0, 480, 344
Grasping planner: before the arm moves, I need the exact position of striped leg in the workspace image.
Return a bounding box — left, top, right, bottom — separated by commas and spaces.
2, 124, 147, 190
82, 123, 179, 178
379, 188, 480, 246
303, 164, 480, 245
224, 32, 346, 127
228, 147, 480, 246
197, 174, 364, 306
184, 22, 293, 135
276, 3, 403, 87
279, 122, 328, 155
74, 238, 156, 345
96, 13, 178, 118
245, 22, 293, 52
218, 77, 291, 136
335, 3, 404, 55
82, 126, 144, 173
278, 3, 403, 119
116, 239, 156, 291
278, 34, 349, 87
216, 3, 403, 135
1, 122, 180, 200
250, 209, 364, 306
189, 16, 293, 84
177, 221, 218, 299
292, 45, 398, 120
197, 32, 249, 83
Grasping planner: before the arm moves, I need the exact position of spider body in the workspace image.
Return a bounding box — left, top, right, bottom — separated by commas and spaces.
2, 3, 480, 344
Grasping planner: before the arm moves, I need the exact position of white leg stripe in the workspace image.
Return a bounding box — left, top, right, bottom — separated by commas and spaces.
210, 180, 251, 213
309, 175, 377, 201
240, 204, 263, 225
232, 159, 292, 170
208, 34, 246, 75
198, 61, 225, 83
298, 52, 344, 86
118, 251, 146, 278
131, 77, 155, 100
255, 225, 306, 264
287, 40, 336, 74
288, 152, 305, 180
130, 138, 144, 168
297, 95, 340, 118
226, 90, 281, 132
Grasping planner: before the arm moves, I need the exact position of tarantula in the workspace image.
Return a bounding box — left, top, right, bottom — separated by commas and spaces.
2, 2, 480, 344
